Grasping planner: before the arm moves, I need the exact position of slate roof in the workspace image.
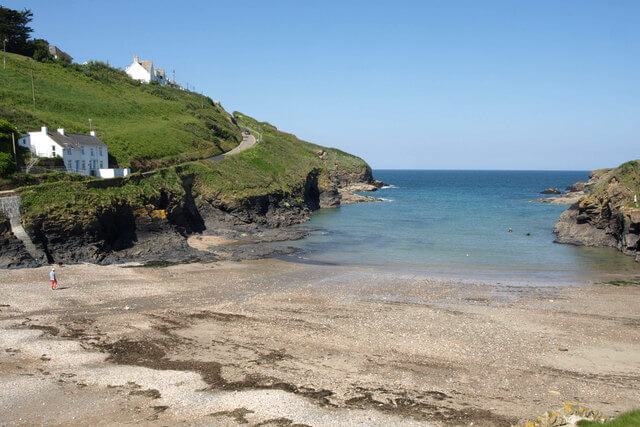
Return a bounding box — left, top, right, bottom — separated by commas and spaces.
47, 132, 107, 150
139, 61, 153, 72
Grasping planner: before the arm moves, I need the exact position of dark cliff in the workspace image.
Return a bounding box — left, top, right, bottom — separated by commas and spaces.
554, 161, 640, 261
3, 114, 380, 268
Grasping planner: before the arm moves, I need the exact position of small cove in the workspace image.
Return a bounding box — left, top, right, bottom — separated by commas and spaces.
276, 170, 640, 284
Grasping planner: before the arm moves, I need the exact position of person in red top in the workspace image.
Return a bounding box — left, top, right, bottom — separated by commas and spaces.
49, 267, 57, 290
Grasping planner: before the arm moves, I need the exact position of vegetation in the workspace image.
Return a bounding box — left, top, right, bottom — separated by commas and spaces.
0, 52, 241, 169
577, 409, 640, 426
18, 112, 372, 224
584, 160, 640, 207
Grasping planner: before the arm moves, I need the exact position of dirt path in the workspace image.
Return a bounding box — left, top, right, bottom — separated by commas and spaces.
1, 260, 639, 425
208, 133, 257, 162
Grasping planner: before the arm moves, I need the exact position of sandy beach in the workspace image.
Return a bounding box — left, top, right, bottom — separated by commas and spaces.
1, 259, 639, 426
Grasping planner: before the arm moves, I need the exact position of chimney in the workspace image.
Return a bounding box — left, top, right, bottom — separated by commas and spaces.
90, 130, 96, 137
41, 126, 48, 134
133, 55, 139, 63
57, 128, 65, 135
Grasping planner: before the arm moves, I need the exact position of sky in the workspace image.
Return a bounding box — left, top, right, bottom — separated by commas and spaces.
3, 0, 639, 170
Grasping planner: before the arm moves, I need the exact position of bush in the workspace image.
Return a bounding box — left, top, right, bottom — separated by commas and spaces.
0, 152, 16, 177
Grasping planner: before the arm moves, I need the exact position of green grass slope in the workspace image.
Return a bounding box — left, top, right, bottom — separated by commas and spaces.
0, 53, 241, 169
19, 111, 374, 224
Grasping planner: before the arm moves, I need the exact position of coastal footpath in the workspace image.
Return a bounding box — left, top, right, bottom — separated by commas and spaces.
552, 160, 640, 262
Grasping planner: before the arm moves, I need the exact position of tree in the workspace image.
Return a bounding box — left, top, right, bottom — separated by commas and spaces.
0, 6, 34, 56
31, 38, 52, 62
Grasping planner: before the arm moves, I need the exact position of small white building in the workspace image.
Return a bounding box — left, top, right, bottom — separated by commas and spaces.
18, 127, 130, 179
125, 56, 180, 87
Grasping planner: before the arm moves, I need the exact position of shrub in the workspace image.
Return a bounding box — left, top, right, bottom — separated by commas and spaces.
0, 152, 16, 177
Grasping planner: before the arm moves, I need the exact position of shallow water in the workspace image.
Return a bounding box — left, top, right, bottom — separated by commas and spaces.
280, 170, 640, 284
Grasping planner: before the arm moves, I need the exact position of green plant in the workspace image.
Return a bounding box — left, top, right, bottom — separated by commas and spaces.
577, 409, 640, 426
0, 152, 15, 177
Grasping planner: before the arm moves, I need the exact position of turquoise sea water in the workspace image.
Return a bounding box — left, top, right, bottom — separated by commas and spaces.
282, 170, 640, 284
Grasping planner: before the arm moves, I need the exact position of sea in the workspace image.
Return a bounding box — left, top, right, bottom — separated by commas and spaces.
278, 170, 640, 285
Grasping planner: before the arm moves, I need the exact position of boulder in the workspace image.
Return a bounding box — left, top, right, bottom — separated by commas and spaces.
541, 188, 561, 194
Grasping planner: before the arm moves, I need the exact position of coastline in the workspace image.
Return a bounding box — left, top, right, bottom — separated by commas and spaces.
2, 259, 639, 425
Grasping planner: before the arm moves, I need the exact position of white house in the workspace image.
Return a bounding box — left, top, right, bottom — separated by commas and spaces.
17, 127, 130, 179
125, 55, 180, 87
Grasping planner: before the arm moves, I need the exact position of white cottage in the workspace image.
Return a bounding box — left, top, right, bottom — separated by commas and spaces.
17, 127, 130, 178
125, 56, 179, 87
125, 55, 157, 83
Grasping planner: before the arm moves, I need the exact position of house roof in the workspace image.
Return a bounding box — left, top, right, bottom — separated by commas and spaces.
47, 132, 107, 150
139, 61, 153, 72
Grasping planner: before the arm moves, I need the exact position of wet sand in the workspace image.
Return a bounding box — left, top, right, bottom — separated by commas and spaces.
1, 259, 639, 426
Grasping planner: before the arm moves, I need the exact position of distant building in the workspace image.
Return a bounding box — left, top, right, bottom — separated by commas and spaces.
125, 55, 180, 87
17, 127, 130, 178
48, 45, 72, 63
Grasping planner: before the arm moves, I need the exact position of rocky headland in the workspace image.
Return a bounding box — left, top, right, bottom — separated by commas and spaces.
552, 160, 640, 262
0, 150, 384, 269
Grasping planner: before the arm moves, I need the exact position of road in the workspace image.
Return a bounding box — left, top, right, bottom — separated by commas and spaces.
207, 133, 257, 162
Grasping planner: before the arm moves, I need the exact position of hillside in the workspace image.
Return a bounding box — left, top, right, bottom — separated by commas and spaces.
1, 85, 379, 267
0, 52, 241, 169
554, 160, 640, 261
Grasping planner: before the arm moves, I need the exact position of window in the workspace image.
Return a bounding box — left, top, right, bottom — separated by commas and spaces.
51, 145, 56, 157
81, 147, 85, 155
75, 160, 80, 171
82, 161, 86, 170
99, 148, 103, 156
90, 148, 94, 157
100, 161, 104, 168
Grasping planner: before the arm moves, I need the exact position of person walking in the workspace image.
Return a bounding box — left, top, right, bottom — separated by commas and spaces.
49, 267, 57, 290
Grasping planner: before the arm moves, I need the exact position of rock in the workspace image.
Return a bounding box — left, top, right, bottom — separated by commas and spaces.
566, 181, 587, 192
553, 204, 619, 248
541, 188, 561, 194
338, 190, 383, 205
532, 192, 585, 205
0, 218, 39, 269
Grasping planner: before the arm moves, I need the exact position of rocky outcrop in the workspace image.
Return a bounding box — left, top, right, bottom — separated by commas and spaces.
541, 187, 561, 194
9, 163, 380, 267
0, 217, 38, 268
553, 161, 640, 261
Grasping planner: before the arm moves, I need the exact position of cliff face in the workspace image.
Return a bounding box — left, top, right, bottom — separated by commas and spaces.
554, 161, 640, 261
0, 218, 38, 268
9, 162, 376, 267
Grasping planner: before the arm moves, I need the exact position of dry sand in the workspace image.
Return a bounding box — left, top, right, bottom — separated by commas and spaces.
1, 259, 639, 426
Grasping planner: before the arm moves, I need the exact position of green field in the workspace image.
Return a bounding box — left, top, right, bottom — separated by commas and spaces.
0, 53, 241, 169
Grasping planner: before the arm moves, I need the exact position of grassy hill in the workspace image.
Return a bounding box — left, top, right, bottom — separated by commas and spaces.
18, 111, 374, 223
0, 54, 375, 229
0, 53, 241, 169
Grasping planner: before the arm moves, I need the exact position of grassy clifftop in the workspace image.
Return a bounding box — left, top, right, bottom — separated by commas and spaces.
19, 111, 374, 224
0, 53, 241, 169
586, 160, 640, 208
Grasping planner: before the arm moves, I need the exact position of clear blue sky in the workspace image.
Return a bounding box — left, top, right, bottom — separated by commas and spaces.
4, 0, 639, 170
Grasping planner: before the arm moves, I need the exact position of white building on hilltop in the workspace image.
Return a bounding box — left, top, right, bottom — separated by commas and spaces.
125, 55, 178, 87
17, 127, 130, 178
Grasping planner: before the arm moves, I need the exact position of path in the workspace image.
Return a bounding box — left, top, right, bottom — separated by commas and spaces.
0, 191, 47, 263
207, 133, 257, 162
